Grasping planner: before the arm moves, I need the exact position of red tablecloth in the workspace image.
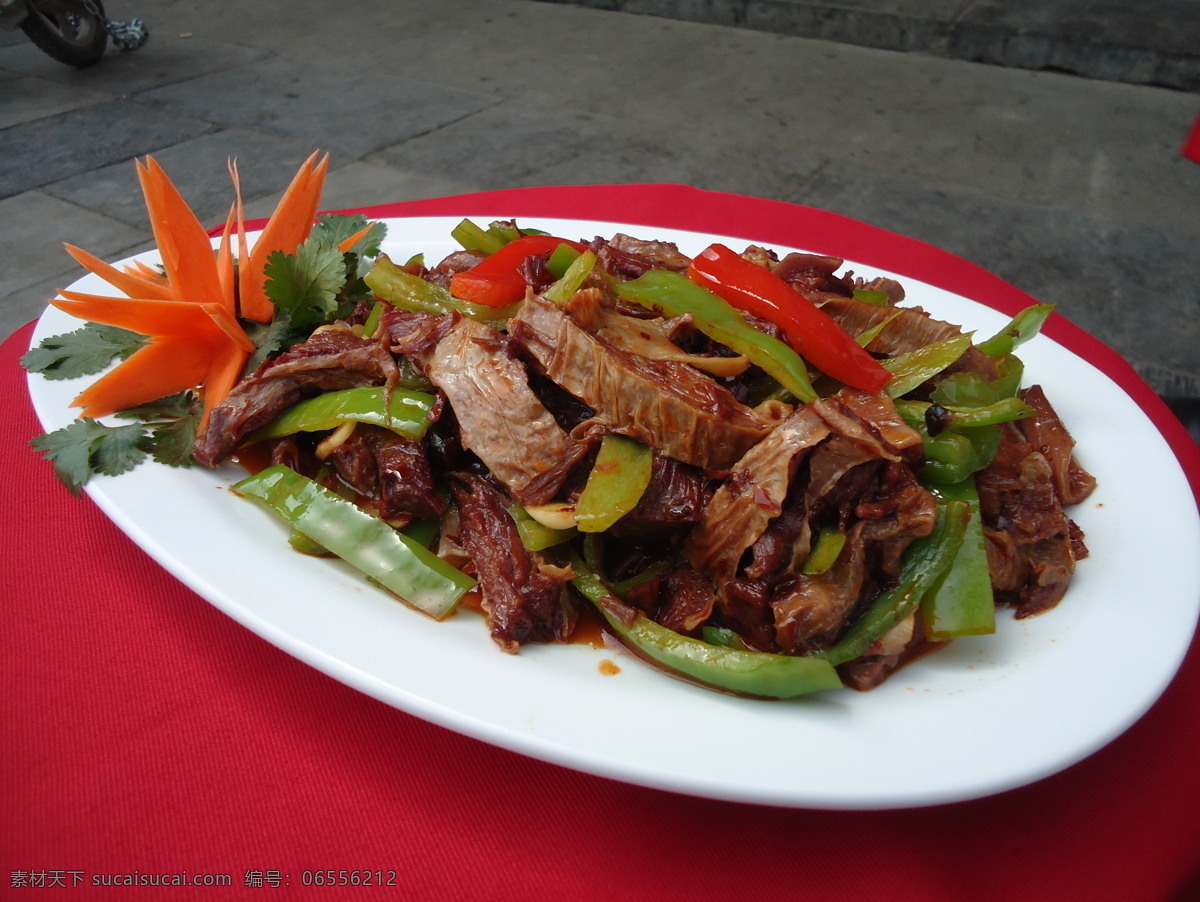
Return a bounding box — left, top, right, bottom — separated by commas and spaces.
5, 185, 1199, 901
1184, 111, 1200, 164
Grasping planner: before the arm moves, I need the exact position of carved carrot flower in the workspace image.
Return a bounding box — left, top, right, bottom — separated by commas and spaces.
46, 151, 331, 425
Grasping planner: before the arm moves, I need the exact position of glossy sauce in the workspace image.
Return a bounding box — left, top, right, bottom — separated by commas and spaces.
231, 444, 273, 476
452, 589, 609, 650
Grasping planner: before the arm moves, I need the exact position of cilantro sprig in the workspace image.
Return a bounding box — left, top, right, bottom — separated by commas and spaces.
29, 392, 201, 495
254, 213, 385, 360
24, 213, 387, 494
20, 323, 144, 380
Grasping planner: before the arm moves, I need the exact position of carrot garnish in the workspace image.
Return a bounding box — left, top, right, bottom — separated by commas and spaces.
125, 259, 167, 282
136, 157, 226, 307
227, 158, 251, 307
337, 221, 376, 254
200, 301, 256, 354
237, 150, 330, 322
50, 292, 246, 418
50, 151, 334, 427
50, 290, 252, 423
215, 204, 237, 311
63, 244, 175, 302
70, 337, 232, 420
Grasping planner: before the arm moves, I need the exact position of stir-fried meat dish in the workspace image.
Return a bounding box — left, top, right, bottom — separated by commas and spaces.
196, 223, 1095, 696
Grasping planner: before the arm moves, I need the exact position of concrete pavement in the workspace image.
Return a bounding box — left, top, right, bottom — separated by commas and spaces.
2, 0, 1197, 433
534, 0, 1200, 91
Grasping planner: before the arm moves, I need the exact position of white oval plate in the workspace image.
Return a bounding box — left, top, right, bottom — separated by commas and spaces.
26, 216, 1200, 809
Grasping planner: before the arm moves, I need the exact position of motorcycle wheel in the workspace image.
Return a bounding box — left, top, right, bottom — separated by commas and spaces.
20, 0, 108, 68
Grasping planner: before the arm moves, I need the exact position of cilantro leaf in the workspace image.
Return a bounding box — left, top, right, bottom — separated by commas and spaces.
91, 424, 152, 476
339, 271, 373, 308
314, 214, 386, 257
20, 323, 144, 380
115, 391, 199, 422
146, 414, 200, 468
30, 419, 150, 494
113, 391, 201, 467
243, 310, 294, 371
263, 241, 347, 330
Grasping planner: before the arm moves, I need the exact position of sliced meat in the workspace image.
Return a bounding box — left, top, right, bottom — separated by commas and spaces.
688, 389, 935, 656
424, 317, 585, 506
838, 612, 934, 691
820, 298, 959, 355
796, 391, 926, 546
512, 291, 773, 469
595, 233, 693, 279
326, 425, 444, 522
194, 327, 397, 467
855, 462, 939, 577
611, 455, 713, 539
821, 388, 925, 466
819, 297, 999, 383
372, 432, 444, 521
772, 251, 854, 301
448, 473, 578, 652
718, 577, 778, 651
380, 306, 456, 358
764, 456, 935, 655
771, 526, 869, 655
685, 403, 831, 587
582, 298, 749, 379
1016, 385, 1097, 505
655, 565, 718, 634
744, 491, 813, 582
976, 423, 1087, 618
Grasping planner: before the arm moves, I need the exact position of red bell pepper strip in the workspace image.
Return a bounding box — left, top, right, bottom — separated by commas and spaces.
686, 243, 893, 393
450, 234, 585, 307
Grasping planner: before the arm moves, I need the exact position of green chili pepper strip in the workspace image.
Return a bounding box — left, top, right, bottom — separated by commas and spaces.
882, 333, 974, 398
851, 288, 890, 306
248, 386, 436, 443
364, 254, 520, 324
542, 250, 597, 305
930, 371, 1009, 407
801, 526, 847, 575
700, 625, 753, 651
570, 554, 843, 698
921, 479, 995, 639
359, 299, 385, 339
546, 243, 581, 280
234, 465, 475, 620
895, 400, 1007, 484
919, 432, 992, 484
897, 396, 1033, 430
615, 269, 817, 403
506, 503, 577, 551
451, 218, 506, 254
574, 434, 654, 533
822, 500, 968, 666
976, 303, 1055, 358
855, 310, 901, 349
947, 397, 1032, 429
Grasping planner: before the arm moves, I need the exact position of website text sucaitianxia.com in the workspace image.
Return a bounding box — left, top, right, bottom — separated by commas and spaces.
10, 869, 400, 888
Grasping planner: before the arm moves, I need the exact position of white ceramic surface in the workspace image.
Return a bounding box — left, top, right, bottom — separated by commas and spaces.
26, 216, 1200, 809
